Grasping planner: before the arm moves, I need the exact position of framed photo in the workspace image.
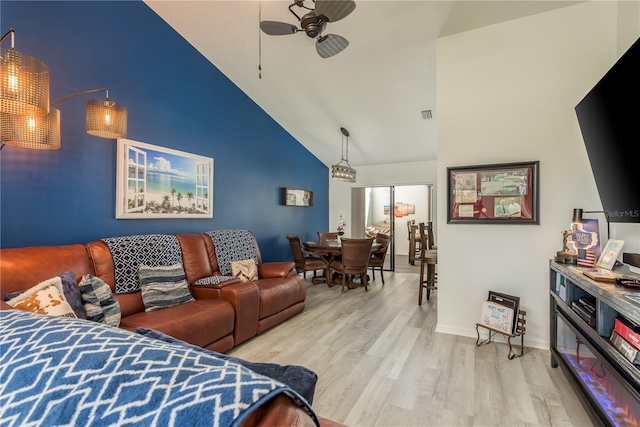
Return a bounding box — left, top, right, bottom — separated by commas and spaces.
116, 139, 213, 219
281, 188, 313, 206
447, 161, 539, 224
596, 239, 625, 270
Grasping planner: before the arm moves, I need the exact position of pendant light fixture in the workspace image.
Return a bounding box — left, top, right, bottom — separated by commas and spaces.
1, 87, 127, 150
0, 29, 49, 116
331, 127, 356, 182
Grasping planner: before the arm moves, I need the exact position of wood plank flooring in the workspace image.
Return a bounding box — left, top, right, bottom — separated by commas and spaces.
228, 272, 595, 427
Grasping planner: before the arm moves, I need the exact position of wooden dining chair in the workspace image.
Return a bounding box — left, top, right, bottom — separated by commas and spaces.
418, 222, 438, 305
368, 233, 390, 284
407, 220, 421, 265
317, 231, 339, 241
286, 235, 329, 285
329, 237, 374, 293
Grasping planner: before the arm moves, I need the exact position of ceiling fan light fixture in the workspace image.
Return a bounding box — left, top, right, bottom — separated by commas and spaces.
259, 0, 355, 58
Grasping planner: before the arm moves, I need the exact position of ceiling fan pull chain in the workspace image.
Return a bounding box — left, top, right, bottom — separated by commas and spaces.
258, 1, 262, 79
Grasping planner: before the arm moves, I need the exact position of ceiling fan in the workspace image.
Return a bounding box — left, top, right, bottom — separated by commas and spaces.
260, 0, 356, 59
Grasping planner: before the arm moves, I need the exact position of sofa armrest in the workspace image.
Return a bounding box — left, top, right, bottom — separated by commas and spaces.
258, 262, 296, 279
190, 281, 259, 346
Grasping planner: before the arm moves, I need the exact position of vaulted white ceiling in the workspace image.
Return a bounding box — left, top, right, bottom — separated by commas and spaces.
146, 0, 582, 167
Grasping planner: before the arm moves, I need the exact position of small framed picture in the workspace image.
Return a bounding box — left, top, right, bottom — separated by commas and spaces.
596, 239, 625, 270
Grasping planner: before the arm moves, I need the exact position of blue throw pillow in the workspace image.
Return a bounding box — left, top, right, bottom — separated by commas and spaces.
59, 270, 87, 319
136, 327, 318, 405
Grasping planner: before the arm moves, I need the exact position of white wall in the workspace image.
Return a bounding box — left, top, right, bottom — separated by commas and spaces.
327, 1, 639, 350
436, 1, 640, 349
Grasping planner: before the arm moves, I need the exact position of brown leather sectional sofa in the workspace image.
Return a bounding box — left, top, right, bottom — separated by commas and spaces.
0, 231, 348, 426
0, 231, 306, 353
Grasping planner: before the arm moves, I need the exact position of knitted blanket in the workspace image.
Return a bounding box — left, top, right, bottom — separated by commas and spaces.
102, 234, 183, 294
205, 230, 259, 275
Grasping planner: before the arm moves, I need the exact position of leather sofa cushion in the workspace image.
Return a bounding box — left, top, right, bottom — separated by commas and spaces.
0, 245, 93, 297
119, 299, 235, 348
257, 277, 306, 319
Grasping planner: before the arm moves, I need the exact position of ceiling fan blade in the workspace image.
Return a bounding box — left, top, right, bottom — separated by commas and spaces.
260, 21, 298, 35
316, 34, 348, 58
314, 0, 356, 22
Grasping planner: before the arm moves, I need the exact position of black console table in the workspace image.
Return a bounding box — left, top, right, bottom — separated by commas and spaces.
549, 260, 640, 426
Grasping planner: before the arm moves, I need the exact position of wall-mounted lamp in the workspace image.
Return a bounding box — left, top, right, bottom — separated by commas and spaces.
0, 29, 127, 150
331, 127, 356, 183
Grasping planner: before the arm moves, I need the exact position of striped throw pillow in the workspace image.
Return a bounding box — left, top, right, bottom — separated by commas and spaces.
79, 274, 121, 327
139, 264, 194, 312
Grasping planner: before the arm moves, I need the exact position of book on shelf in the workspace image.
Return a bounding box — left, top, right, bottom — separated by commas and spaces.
479, 300, 514, 334
614, 317, 640, 351
487, 290, 519, 334
610, 331, 640, 365
573, 218, 601, 260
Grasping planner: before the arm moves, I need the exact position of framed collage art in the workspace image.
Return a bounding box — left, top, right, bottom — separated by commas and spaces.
447, 161, 539, 224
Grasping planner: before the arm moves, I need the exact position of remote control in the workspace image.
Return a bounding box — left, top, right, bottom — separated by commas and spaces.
616, 278, 640, 287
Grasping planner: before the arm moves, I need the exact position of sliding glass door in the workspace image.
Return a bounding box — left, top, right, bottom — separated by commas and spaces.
356, 184, 433, 272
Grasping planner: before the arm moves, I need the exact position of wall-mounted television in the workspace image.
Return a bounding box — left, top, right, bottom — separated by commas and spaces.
575, 37, 640, 224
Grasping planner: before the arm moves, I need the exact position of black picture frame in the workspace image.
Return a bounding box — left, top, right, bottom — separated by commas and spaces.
447, 161, 539, 224
281, 188, 313, 207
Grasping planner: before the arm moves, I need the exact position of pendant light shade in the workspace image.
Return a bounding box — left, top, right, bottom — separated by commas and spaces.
0, 30, 129, 151
0, 46, 50, 116
331, 164, 356, 182
86, 98, 127, 139
331, 127, 356, 182
0, 108, 60, 150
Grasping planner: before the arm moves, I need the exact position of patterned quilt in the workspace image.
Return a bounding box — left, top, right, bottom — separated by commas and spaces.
206, 230, 259, 276
0, 310, 318, 427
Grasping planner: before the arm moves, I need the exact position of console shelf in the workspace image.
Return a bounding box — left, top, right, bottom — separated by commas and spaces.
549, 261, 640, 427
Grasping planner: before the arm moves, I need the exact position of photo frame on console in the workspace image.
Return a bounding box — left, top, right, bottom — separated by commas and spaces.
447, 161, 539, 224
116, 139, 214, 219
596, 239, 625, 270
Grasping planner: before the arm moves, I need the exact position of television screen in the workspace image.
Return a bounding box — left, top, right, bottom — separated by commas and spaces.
575, 37, 640, 223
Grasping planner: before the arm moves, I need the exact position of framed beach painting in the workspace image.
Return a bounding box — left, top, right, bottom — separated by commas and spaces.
116, 139, 213, 219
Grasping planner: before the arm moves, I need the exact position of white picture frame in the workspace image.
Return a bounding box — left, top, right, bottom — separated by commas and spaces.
596, 239, 625, 270
116, 138, 213, 219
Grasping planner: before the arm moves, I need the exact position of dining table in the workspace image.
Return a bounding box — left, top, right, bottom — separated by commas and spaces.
304, 239, 381, 288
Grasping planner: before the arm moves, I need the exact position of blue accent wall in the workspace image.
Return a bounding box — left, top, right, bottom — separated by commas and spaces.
0, 1, 328, 261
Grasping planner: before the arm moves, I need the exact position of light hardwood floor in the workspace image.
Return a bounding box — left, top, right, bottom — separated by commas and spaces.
228, 272, 595, 427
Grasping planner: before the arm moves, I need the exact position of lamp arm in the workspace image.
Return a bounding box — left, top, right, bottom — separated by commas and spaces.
51, 88, 109, 106
0, 29, 15, 47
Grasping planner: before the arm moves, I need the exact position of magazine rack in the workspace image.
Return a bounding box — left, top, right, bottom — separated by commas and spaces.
475, 309, 527, 359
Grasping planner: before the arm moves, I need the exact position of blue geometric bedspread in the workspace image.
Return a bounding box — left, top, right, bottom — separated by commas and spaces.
0, 310, 318, 427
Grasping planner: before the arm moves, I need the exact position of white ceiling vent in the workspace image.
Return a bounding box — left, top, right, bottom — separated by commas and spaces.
421, 110, 432, 119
